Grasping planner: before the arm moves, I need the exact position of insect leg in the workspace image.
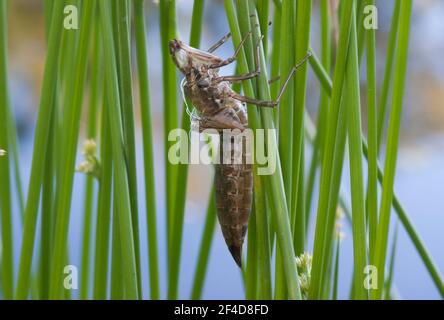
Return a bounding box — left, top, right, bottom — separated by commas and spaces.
209, 30, 253, 69
230, 92, 277, 107
214, 36, 263, 83
230, 65, 294, 107
230, 51, 312, 107
208, 18, 271, 54
207, 32, 232, 53
215, 71, 259, 83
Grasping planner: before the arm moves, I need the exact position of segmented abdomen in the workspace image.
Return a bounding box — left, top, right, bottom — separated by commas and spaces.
214, 131, 253, 268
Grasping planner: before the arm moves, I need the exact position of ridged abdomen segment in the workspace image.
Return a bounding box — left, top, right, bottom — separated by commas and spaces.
214, 133, 253, 267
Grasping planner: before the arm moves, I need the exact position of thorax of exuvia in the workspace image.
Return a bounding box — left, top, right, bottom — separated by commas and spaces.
184, 67, 224, 108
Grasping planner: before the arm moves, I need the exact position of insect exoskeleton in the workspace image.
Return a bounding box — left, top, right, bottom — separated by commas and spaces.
169, 31, 311, 267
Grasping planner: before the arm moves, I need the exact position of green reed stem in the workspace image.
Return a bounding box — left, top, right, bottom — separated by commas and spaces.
309, 0, 353, 299
365, 0, 378, 262
37, 0, 59, 300
159, 0, 178, 271
252, 1, 272, 301
384, 223, 398, 299
110, 196, 123, 299
256, 0, 269, 55
269, 2, 281, 103
80, 7, 101, 300
332, 237, 340, 300
245, 209, 257, 299
134, 0, 160, 300
49, 0, 94, 299
291, 0, 312, 256
372, 0, 412, 300
254, 176, 272, 299
114, 0, 142, 297
272, 0, 292, 298
377, 0, 401, 152
277, 0, 294, 217
38, 102, 56, 300
306, 0, 331, 221
0, 0, 14, 299
99, 0, 138, 299
345, 5, 368, 299
15, 0, 64, 299
93, 93, 113, 300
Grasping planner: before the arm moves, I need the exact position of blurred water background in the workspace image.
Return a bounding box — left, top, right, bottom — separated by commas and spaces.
4, 0, 444, 299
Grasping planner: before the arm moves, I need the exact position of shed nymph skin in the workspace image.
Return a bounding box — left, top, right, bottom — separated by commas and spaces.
169, 34, 310, 267
169, 37, 252, 267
